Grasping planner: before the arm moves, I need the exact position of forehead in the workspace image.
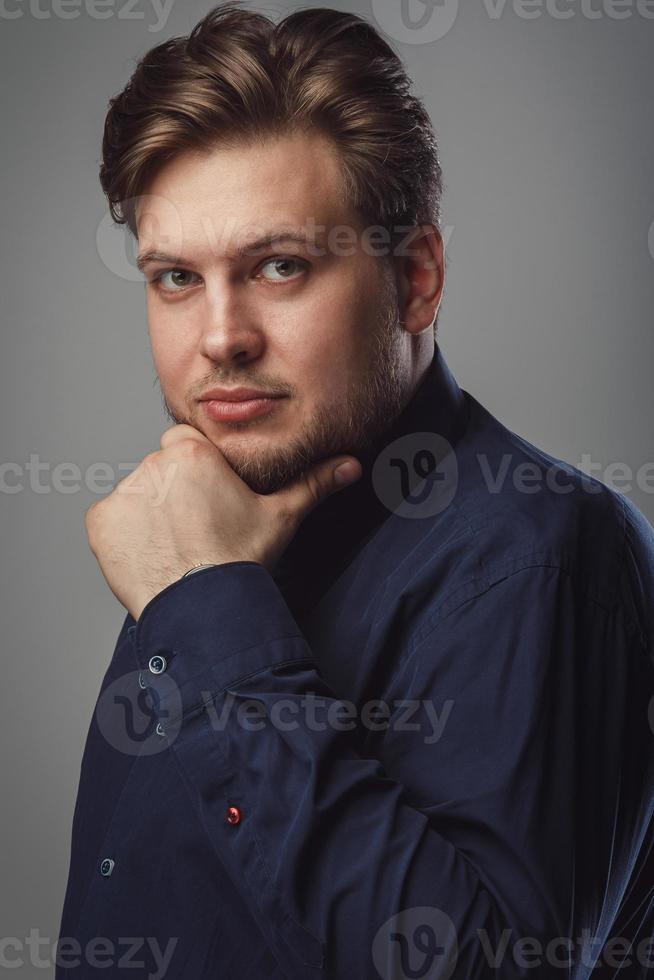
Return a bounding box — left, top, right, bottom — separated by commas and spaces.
136, 131, 361, 258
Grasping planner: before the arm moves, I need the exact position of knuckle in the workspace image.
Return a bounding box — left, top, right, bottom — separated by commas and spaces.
178, 438, 207, 459
159, 426, 178, 449
277, 502, 296, 528
136, 452, 162, 480
84, 500, 104, 540
303, 473, 322, 507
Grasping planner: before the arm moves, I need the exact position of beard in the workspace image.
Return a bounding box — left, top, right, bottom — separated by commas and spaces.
159, 268, 411, 494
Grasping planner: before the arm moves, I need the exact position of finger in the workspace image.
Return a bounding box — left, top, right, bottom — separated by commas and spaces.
271, 456, 362, 524
159, 423, 213, 451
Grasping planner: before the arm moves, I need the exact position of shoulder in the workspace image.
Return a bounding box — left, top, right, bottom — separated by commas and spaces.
415, 392, 654, 651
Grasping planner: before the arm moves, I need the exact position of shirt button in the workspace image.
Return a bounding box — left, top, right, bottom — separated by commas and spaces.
225, 805, 242, 826
99, 857, 115, 877
138, 672, 147, 689
148, 654, 167, 674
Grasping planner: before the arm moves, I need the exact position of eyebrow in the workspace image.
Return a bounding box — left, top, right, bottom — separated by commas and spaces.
136, 229, 325, 274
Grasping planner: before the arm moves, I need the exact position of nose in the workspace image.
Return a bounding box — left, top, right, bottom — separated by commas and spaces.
198, 280, 265, 367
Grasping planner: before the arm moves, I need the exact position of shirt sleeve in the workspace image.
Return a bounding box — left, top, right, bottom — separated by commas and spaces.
129, 559, 651, 979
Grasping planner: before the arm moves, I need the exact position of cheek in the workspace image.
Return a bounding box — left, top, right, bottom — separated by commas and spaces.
281, 286, 372, 379
148, 315, 195, 390
281, 325, 358, 406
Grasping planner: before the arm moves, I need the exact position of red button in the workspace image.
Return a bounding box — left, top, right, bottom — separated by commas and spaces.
225, 805, 242, 826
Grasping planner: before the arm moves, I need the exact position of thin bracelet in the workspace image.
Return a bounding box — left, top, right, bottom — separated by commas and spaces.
181, 563, 219, 579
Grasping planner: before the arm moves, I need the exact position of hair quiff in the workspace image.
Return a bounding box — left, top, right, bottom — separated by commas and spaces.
99, 1, 443, 249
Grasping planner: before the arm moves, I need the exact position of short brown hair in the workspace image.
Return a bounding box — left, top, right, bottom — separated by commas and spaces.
99, 0, 443, 253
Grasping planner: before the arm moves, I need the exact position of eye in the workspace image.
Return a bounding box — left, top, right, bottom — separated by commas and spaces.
151, 269, 199, 293
258, 257, 307, 282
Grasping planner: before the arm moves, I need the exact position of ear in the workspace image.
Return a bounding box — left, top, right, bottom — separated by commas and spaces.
393, 224, 445, 336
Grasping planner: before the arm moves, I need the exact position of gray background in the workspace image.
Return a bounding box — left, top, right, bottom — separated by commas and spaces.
1, 0, 653, 973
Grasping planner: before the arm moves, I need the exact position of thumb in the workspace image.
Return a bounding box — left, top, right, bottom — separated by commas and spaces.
274, 455, 362, 524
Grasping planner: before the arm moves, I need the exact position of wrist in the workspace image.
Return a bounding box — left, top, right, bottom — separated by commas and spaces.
181, 562, 220, 579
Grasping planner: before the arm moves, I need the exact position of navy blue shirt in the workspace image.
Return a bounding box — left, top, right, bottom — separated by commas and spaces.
56, 346, 654, 979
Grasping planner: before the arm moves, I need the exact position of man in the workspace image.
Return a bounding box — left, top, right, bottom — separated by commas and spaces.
56, 3, 654, 978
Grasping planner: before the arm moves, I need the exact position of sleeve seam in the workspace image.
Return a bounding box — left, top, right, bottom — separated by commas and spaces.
414, 553, 623, 645
381, 559, 649, 707
178, 655, 317, 723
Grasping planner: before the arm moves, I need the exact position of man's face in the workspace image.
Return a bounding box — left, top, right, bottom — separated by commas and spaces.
136, 131, 411, 493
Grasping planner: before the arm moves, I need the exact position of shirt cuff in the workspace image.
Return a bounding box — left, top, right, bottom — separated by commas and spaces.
128, 562, 313, 731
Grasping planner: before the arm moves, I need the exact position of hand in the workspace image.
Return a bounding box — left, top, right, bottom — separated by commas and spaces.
84, 424, 362, 621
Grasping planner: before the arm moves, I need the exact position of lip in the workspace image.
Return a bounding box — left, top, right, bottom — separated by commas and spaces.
199, 389, 286, 422
199, 386, 283, 402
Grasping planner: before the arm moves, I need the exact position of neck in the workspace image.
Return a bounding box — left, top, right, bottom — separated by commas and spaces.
271, 343, 467, 618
